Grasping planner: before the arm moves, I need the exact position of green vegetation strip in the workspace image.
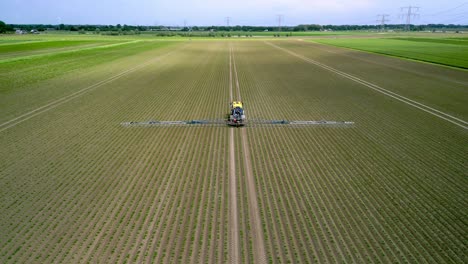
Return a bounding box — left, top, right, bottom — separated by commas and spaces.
0, 39, 48, 46
313, 38, 468, 69
0, 40, 102, 52
393, 37, 468, 46
0, 40, 142, 63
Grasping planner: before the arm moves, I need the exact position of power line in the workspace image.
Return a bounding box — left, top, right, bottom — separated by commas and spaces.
376, 14, 390, 31
436, 13, 468, 24
428, 2, 468, 16
225, 17, 231, 28
449, 15, 468, 23
400, 6, 420, 30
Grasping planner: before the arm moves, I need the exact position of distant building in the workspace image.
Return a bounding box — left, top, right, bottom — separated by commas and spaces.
168, 27, 182, 31
15, 29, 24, 34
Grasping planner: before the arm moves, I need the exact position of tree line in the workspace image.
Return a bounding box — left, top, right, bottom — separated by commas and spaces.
1, 21, 466, 34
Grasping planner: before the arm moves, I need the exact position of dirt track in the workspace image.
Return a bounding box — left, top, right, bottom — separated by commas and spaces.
228, 46, 240, 264
240, 128, 267, 264
231, 44, 267, 264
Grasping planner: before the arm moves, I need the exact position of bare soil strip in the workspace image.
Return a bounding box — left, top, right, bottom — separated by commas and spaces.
0, 44, 185, 133
231, 43, 267, 264
228, 45, 240, 264
266, 41, 468, 130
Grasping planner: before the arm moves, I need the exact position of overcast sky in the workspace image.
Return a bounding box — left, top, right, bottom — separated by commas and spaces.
1, 0, 467, 26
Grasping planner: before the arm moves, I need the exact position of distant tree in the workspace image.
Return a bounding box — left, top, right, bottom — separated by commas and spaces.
116, 24, 122, 29
0, 21, 7, 33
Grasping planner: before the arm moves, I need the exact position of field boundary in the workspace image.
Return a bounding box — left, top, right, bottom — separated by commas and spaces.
266, 41, 468, 130
0, 43, 186, 133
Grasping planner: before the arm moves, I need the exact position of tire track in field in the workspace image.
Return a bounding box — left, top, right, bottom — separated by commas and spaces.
228, 45, 240, 264
231, 44, 267, 264
0, 43, 186, 133
265, 41, 468, 130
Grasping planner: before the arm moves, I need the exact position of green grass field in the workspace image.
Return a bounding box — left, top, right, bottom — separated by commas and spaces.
314, 37, 468, 69
0, 34, 467, 263
0, 40, 106, 52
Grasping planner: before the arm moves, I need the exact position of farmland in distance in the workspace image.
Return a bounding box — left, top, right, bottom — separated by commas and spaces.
0, 35, 467, 263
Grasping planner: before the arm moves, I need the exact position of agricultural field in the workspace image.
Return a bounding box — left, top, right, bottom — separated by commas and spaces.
0, 35, 467, 263
314, 36, 468, 69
